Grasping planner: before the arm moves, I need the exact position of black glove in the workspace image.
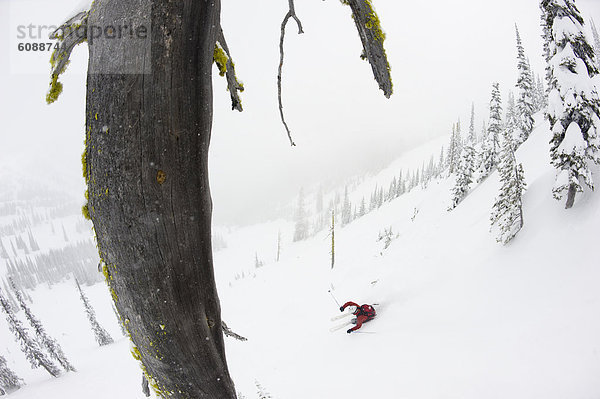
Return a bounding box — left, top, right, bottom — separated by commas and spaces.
339, 306, 345, 312
346, 329, 353, 334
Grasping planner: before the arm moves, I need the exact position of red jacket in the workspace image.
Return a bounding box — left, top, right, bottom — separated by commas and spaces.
340, 301, 376, 332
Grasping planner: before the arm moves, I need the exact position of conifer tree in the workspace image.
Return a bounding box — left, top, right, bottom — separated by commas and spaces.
1, 279, 18, 311
27, 231, 40, 252
388, 177, 397, 200
533, 73, 547, 112
255, 381, 273, 399
505, 91, 519, 144
0, 240, 9, 260
455, 119, 463, 161
254, 253, 263, 269
542, 0, 600, 208
293, 188, 309, 241
0, 289, 61, 377
491, 129, 526, 244
9, 278, 75, 372
276, 230, 282, 262
0, 354, 23, 395
75, 279, 114, 346
590, 18, 600, 69
427, 155, 436, 182
358, 197, 366, 217
447, 124, 461, 174
449, 146, 477, 210
479, 83, 503, 181
515, 25, 535, 144
449, 134, 477, 210
480, 121, 488, 145
341, 186, 352, 225
468, 103, 477, 143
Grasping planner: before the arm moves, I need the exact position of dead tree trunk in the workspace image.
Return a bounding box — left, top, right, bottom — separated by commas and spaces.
84, 1, 236, 397
565, 183, 577, 209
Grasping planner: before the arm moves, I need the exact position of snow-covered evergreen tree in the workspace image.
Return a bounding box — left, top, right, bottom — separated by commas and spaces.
590, 18, 600, 69
542, 0, 600, 208
437, 148, 445, 174
255, 381, 272, 399
254, 252, 264, 269
505, 91, 520, 145
533, 73, 547, 112
479, 83, 503, 181
27, 230, 40, 252
490, 129, 527, 244
0, 240, 9, 259
449, 143, 476, 210
0, 354, 23, 395
0, 289, 61, 377
9, 278, 75, 372
1, 279, 18, 311
75, 279, 114, 346
515, 25, 535, 144
468, 103, 477, 143
341, 186, 352, 225
293, 188, 309, 241
479, 121, 487, 145
358, 197, 366, 217
447, 123, 462, 174
455, 119, 463, 159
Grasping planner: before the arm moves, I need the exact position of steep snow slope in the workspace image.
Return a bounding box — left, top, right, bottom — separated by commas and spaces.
219, 115, 600, 398
2, 115, 600, 398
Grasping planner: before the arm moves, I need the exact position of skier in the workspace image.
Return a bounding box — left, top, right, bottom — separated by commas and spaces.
339, 301, 376, 333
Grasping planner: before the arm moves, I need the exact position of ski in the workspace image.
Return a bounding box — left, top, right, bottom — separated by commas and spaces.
330, 311, 353, 321
330, 320, 353, 332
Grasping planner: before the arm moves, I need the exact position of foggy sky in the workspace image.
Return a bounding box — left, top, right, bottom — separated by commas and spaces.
1, 0, 599, 225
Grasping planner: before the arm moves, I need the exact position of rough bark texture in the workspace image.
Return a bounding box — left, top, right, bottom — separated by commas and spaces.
343, 0, 393, 98
84, 1, 236, 398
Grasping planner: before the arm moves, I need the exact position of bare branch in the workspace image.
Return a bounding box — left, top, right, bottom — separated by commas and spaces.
216, 27, 244, 112
278, 0, 304, 147
222, 321, 248, 342
341, 0, 393, 98
46, 11, 89, 104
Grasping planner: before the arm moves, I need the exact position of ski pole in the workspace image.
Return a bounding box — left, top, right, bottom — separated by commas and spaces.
328, 289, 341, 307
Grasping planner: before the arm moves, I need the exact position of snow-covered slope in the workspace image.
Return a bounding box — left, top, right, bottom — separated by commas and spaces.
219, 114, 600, 398
2, 115, 600, 398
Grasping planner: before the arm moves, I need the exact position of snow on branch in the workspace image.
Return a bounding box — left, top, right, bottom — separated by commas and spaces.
46, 10, 90, 104
216, 28, 245, 112
278, 0, 304, 147
341, 0, 393, 98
